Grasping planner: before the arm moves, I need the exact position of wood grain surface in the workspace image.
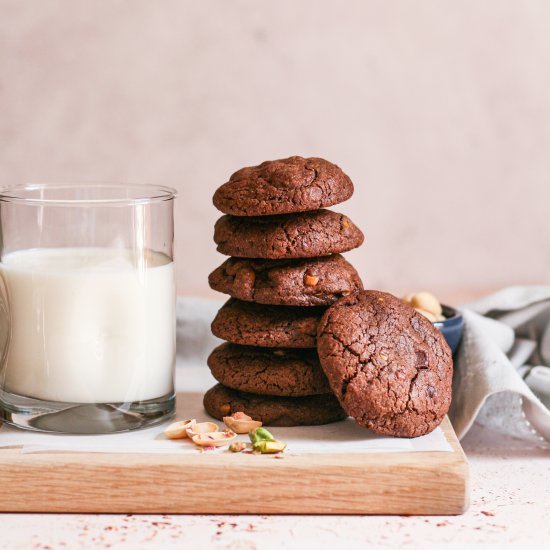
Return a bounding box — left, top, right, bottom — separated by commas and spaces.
0, 417, 468, 515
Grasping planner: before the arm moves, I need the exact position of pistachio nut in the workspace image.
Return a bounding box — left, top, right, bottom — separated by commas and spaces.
228, 441, 247, 453
249, 427, 276, 445
252, 439, 287, 454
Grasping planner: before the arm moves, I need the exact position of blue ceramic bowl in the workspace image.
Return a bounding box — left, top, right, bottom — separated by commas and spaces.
433, 305, 464, 353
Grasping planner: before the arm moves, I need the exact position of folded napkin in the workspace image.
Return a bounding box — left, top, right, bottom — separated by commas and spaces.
450, 286, 550, 442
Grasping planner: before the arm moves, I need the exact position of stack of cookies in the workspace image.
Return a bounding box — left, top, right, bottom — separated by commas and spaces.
204, 156, 365, 426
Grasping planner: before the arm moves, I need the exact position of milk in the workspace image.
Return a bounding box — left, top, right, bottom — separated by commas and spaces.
0, 247, 176, 403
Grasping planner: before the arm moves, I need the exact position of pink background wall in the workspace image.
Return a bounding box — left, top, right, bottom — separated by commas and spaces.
1, 0, 549, 303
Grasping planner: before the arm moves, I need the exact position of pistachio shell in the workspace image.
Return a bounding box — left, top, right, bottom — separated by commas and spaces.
186, 421, 219, 439
223, 416, 263, 434
231, 412, 252, 421
192, 431, 237, 447
164, 419, 196, 440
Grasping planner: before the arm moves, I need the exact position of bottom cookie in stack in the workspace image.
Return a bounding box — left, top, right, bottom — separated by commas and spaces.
203, 383, 347, 427
204, 343, 346, 426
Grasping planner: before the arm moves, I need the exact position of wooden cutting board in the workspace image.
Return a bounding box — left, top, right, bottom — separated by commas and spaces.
0, 417, 468, 515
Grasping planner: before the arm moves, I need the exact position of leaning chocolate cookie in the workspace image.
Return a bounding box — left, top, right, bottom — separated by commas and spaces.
208, 254, 363, 307
316, 290, 453, 437
214, 209, 364, 259
213, 156, 354, 216
211, 299, 323, 348
203, 383, 347, 427
207, 343, 331, 397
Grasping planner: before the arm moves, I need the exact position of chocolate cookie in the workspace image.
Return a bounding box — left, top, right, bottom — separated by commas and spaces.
213, 156, 354, 216
316, 290, 453, 438
203, 383, 347, 427
214, 209, 364, 259
208, 254, 363, 307
207, 343, 330, 397
211, 299, 323, 348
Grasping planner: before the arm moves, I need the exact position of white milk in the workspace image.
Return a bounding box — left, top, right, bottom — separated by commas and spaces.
0, 247, 176, 403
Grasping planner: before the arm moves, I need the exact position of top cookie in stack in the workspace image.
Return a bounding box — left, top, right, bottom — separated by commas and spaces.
205, 156, 364, 426
212, 156, 355, 216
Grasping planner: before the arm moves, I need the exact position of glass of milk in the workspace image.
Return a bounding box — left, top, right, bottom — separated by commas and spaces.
0, 183, 177, 433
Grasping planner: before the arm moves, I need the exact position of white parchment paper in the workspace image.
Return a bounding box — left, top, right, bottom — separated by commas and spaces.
0, 365, 452, 454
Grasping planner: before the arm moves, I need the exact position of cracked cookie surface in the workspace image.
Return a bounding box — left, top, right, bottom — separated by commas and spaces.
213, 156, 354, 216
203, 383, 347, 426
211, 299, 323, 348
316, 290, 453, 437
207, 343, 330, 396
214, 209, 364, 259
208, 254, 363, 306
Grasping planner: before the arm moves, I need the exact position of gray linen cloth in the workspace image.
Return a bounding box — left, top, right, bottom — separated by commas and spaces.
450, 286, 550, 442
177, 287, 550, 443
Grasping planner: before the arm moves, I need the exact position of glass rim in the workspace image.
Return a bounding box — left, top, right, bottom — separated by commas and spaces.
0, 182, 177, 206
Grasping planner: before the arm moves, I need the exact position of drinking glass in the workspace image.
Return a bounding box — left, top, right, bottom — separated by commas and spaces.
0, 183, 177, 433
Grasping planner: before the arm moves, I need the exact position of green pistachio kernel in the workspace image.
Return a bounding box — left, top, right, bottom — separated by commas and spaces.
249, 427, 275, 444
252, 439, 287, 454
